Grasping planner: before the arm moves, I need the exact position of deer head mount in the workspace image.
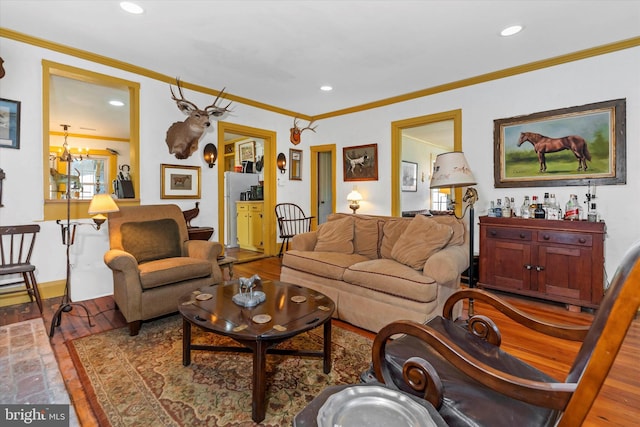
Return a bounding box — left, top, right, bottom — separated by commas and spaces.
289, 117, 317, 145
165, 78, 232, 159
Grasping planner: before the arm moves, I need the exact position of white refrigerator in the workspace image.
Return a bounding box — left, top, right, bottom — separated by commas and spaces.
224, 172, 260, 248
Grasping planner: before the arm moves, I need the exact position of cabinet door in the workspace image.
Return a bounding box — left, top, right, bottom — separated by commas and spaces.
249, 209, 263, 249
484, 239, 533, 291
236, 204, 250, 247
536, 244, 592, 303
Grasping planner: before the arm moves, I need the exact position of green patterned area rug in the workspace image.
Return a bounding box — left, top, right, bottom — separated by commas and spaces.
68, 315, 372, 426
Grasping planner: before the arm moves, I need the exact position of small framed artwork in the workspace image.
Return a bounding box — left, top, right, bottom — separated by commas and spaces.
238, 140, 255, 163
401, 161, 418, 192
343, 143, 378, 181
289, 148, 302, 180
161, 164, 201, 199
494, 98, 626, 188
0, 98, 21, 149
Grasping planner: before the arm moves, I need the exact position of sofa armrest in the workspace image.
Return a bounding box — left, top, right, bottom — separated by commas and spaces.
423, 244, 469, 287
184, 240, 224, 281
104, 249, 139, 272
104, 249, 144, 322
290, 231, 318, 251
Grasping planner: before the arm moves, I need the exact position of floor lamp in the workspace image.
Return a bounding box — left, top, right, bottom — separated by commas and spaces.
430, 152, 478, 316
49, 125, 120, 337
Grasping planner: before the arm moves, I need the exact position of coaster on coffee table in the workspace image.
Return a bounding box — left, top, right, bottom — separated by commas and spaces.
196, 293, 213, 301
291, 295, 307, 303
252, 314, 272, 324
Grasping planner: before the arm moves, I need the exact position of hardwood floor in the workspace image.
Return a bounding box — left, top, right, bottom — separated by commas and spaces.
1, 253, 638, 426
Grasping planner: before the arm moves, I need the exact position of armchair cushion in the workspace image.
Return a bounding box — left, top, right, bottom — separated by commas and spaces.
121, 219, 182, 263
138, 257, 212, 289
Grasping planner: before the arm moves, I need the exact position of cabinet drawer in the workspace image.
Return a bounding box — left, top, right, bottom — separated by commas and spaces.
250, 204, 263, 213
237, 204, 249, 212
486, 227, 532, 241
538, 231, 592, 246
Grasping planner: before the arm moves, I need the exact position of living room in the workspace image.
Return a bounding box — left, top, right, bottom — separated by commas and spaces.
1, 1, 640, 425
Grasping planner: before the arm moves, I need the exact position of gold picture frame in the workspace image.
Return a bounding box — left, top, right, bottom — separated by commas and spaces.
161, 164, 201, 199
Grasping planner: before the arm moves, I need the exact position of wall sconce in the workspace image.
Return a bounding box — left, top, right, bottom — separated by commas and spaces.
203, 143, 218, 168
347, 186, 363, 214
87, 194, 120, 230
277, 152, 287, 174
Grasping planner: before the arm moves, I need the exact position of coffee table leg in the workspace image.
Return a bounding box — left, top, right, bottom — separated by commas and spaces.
182, 318, 191, 366
252, 342, 267, 423
323, 320, 332, 374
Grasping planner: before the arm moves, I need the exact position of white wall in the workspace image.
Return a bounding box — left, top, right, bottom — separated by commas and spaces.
1, 35, 638, 300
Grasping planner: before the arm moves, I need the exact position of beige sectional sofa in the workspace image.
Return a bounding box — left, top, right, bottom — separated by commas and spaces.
280, 213, 469, 332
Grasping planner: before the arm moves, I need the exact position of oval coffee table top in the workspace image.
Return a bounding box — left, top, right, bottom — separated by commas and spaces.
179, 279, 335, 341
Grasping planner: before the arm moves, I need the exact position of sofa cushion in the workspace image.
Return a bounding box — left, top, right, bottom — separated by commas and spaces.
282, 249, 369, 281
353, 217, 382, 259
314, 216, 354, 253
432, 215, 466, 246
379, 219, 411, 259
343, 259, 438, 303
138, 257, 212, 289
391, 215, 453, 269
121, 219, 182, 263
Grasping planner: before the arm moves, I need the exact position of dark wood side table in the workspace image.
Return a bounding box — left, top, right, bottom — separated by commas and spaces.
179, 280, 335, 423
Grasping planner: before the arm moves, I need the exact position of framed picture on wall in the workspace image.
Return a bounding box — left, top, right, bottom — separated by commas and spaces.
161, 164, 201, 199
289, 148, 302, 180
238, 140, 255, 163
401, 161, 418, 192
494, 98, 626, 188
343, 143, 378, 181
0, 98, 21, 149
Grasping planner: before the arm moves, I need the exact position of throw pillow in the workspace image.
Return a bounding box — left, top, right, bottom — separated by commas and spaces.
314, 216, 354, 253
431, 215, 466, 246
353, 217, 381, 259
121, 219, 182, 264
391, 215, 453, 269
379, 219, 410, 259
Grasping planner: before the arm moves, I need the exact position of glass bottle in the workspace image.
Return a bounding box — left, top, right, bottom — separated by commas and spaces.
546, 193, 561, 220
520, 196, 530, 218
588, 202, 599, 222
495, 199, 503, 217
488, 201, 496, 217
529, 195, 538, 219
534, 203, 546, 219
502, 196, 511, 217
564, 194, 581, 220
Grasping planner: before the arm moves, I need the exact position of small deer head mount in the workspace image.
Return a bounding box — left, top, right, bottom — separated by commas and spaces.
289, 117, 317, 145
165, 78, 232, 159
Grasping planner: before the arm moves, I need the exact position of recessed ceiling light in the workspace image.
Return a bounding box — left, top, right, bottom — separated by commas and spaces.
501, 25, 523, 37
109, 100, 125, 107
320, 85, 333, 92
120, 1, 144, 14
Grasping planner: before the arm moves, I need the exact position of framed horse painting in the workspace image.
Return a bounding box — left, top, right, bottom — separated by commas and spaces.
493, 98, 626, 188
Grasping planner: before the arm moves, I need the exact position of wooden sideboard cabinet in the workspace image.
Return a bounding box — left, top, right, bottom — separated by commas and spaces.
236, 201, 264, 251
478, 216, 606, 309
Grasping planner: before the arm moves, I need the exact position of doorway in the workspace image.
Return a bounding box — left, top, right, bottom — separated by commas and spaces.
391, 110, 462, 217
217, 122, 277, 256
310, 144, 336, 229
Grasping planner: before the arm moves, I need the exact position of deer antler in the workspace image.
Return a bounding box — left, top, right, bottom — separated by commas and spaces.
169, 78, 199, 111
300, 120, 317, 133
205, 87, 233, 117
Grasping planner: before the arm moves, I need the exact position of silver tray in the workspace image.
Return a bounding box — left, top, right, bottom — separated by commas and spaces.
232, 290, 266, 307
317, 385, 438, 427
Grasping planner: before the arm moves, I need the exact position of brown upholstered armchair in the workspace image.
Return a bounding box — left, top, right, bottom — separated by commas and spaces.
369, 240, 640, 426
105, 204, 223, 336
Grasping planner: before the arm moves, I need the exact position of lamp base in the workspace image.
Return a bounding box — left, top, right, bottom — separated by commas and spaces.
349, 203, 360, 214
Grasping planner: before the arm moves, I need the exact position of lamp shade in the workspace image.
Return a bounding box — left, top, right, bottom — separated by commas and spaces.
347, 189, 363, 202
430, 152, 477, 188
88, 194, 120, 215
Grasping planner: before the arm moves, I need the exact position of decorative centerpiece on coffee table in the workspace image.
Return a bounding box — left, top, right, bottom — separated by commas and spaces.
232, 274, 266, 307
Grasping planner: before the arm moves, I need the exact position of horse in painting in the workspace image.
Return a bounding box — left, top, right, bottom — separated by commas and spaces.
517, 132, 592, 172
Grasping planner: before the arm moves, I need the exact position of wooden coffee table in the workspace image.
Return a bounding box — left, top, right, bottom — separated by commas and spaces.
179, 279, 335, 423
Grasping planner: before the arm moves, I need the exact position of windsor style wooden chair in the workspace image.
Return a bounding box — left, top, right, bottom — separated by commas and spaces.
275, 203, 314, 257
0, 225, 43, 313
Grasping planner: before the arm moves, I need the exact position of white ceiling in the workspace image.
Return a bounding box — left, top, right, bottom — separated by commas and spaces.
2, 0, 640, 141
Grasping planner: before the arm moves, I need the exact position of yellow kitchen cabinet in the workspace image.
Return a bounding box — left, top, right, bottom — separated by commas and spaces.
236, 201, 264, 251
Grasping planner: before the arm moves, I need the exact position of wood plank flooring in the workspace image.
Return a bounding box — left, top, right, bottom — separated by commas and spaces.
1, 252, 638, 426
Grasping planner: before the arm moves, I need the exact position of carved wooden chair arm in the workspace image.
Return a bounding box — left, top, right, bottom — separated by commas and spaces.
444, 288, 590, 341
373, 320, 577, 410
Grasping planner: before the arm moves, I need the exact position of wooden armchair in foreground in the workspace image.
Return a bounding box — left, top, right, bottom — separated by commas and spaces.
371, 240, 640, 427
